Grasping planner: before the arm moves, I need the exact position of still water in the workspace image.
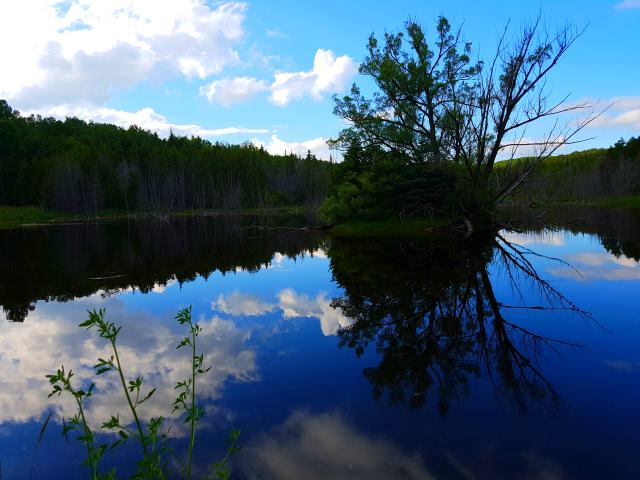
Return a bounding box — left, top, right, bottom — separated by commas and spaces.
1, 209, 639, 479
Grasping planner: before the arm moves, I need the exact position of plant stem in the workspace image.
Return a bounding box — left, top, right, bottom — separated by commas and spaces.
110, 338, 149, 457
74, 394, 98, 480
187, 326, 197, 480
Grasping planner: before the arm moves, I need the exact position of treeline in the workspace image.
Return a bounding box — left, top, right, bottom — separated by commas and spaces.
0, 100, 332, 215
495, 137, 640, 204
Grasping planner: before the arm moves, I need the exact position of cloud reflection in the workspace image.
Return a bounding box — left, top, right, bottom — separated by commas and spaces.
212, 288, 352, 336
213, 291, 276, 316
549, 251, 640, 281
0, 298, 258, 434
237, 411, 434, 480
277, 289, 353, 336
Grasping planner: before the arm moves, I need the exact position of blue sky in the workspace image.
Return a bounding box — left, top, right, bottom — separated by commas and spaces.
0, 0, 638, 158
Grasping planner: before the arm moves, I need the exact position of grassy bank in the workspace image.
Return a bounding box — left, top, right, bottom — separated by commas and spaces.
601, 195, 640, 209
0, 206, 65, 228
331, 218, 449, 236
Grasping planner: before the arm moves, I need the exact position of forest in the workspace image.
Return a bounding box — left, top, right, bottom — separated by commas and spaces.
494, 137, 640, 205
2, 98, 639, 226
0, 100, 331, 216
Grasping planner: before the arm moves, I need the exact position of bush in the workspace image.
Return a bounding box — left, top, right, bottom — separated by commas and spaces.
320, 145, 460, 223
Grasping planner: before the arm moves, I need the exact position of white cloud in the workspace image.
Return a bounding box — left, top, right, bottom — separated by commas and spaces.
253, 134, 333, 159
238, 411, 435, 480
201, 49, 357, 108
277, 288, 353, 336
213, 291, 276, 316
269, 49, 357, 106
0, 1, 247, 108
200, 76, 269, 107
24, 105, 269, 138
584, 96, 640, 130
616, 0, 640, 9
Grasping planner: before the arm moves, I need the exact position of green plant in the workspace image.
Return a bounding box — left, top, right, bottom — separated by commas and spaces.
81, 309, 166, 478
173, 306, 210, 479
47, 366, 110, 480
206, 429, 241, 480
45, 307, 240, 479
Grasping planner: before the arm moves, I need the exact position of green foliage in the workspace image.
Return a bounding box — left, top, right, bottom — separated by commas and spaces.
0, 205, 64, 228
205, 429, 241, 480
0, 102, 332, 215
494, 136, 640, 203
173, 306, 211, 480
330, 16, 590, 221
45, 307, 240, 479
320, 143, 460, 223
47, 366, 110, 480
78, 309, 166, 477
332, 17, 480, 163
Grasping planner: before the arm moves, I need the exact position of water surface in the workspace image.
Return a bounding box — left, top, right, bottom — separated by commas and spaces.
1, 209, 639, 479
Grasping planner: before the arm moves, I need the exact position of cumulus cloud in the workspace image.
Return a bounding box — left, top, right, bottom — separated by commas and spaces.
252, 134, 333, 159
0, 1, 247, 108
201, 49, 357, 108
213, 291, 277, 316
277, 289, 353, 336
587, 96, 640, 130
200, 76, 269, 107
23, 105, 269, 138
270, 49, 358, 106
616, 0, 640, 9
237, 411, 435, 480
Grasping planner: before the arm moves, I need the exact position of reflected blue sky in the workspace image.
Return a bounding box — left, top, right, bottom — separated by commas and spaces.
1, 230, 639, 479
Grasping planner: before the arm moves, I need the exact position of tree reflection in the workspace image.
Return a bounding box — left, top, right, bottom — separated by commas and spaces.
0, 215, 323, 322
328, 233, 589, 413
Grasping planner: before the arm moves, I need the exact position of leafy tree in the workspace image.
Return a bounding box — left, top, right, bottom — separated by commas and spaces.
330, 16, 598, 225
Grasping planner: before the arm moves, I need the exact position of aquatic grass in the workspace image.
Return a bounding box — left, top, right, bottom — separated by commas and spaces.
45, 307, 239, 479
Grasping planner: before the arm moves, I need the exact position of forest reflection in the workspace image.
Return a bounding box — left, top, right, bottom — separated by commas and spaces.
0, 215, 323, 322
328, 232, 590, 413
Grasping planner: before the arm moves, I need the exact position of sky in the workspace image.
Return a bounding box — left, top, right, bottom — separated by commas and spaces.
0, 0, 638, 159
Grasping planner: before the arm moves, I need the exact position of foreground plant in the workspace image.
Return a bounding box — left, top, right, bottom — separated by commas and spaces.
81, 309, 166, 478
45, 307, 239, 479
47, 366, 108, 480
173, 306, 210, 479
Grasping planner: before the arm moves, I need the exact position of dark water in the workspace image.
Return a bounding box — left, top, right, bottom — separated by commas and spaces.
1, 209, 639, 479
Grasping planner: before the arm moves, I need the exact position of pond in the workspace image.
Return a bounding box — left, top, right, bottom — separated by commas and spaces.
1, 208, 639, 479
